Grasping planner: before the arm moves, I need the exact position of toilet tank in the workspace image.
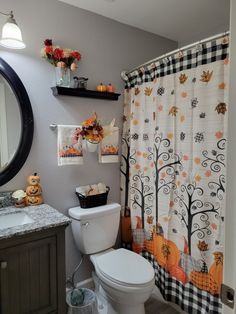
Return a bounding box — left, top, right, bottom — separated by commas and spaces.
68, 203, 121, 254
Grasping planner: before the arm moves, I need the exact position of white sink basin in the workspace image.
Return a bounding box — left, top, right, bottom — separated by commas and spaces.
0, 211, 34, 230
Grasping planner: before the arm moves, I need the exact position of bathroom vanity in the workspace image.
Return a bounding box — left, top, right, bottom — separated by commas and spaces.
0, 204, 71, 314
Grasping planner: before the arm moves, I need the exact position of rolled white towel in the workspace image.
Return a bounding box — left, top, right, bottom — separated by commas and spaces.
76, 185, 90, 196
98, 182, 106, 194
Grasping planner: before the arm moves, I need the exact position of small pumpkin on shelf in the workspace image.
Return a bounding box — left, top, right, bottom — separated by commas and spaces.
106, 83, 115, 93
96, 83, 107, 92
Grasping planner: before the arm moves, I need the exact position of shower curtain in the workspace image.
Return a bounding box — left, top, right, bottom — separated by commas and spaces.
121, 36, 229, 313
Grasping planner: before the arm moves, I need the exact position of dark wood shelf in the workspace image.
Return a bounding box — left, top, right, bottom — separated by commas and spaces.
51, 86, 121, 100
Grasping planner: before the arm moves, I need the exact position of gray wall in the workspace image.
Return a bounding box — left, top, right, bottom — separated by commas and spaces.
0, 0, 177, 281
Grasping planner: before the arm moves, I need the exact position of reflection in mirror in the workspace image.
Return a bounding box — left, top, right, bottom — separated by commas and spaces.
0, 75, 21, 170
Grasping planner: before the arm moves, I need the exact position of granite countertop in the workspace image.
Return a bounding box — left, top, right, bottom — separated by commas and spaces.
0, 204, 71, 240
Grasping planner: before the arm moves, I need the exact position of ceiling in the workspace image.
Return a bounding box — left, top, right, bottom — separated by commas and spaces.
59, 0, 230, 45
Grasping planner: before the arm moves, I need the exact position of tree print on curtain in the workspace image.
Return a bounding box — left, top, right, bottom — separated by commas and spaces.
121, 36, 229, 313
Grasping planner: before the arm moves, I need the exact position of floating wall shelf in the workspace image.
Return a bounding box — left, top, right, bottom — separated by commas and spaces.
51, 86, 121, 101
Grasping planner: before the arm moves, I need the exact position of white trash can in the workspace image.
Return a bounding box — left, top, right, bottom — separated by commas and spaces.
67, 288, 97, 314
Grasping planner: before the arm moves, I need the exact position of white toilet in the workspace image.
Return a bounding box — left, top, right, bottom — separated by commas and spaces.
68, 203, 155, 314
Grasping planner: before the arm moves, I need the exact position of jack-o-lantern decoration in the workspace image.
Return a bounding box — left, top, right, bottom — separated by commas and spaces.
26, 195, 43, 206
26, 173, 43, 206
26, 185, 42, 196
27, 173, 41, 186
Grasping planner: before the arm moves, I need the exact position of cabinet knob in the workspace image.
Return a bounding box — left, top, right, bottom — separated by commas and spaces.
1, 261, 7, 269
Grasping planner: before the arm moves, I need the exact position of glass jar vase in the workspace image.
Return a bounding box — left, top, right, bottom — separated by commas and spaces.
55, 67, 71, 87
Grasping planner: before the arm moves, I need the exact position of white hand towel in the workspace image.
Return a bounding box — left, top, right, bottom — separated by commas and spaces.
57, 125, 83, 166
99, 127, 119, 163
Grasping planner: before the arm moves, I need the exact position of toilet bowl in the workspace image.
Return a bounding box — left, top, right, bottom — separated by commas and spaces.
68, 203, 155, 314
91, 248, 155, 314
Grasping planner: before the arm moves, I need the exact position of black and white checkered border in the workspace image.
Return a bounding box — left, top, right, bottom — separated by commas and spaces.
125, 39, 229, 89
142, 252, 222, 314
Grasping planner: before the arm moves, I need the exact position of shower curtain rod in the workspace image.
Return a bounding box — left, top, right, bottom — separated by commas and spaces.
121, 31, 230, 78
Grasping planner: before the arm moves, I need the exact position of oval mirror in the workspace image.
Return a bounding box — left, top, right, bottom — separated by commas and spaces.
0, 57, 34, 186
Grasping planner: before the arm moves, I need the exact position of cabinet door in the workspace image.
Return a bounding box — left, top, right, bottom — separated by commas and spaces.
0, 236, 57, 314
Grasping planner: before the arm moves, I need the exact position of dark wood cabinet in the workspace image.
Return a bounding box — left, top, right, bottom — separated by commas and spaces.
0, 226, 67, 314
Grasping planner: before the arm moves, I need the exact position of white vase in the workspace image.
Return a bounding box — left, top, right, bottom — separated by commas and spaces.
86, 140, 99, 152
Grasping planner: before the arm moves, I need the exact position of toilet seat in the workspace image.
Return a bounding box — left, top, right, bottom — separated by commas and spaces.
94, 248, 155, 288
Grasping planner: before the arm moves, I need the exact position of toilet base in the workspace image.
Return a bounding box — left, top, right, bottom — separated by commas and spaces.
93, 272, 149, 314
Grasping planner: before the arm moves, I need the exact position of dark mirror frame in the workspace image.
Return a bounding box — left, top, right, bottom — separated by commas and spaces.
0, 57, 34, 186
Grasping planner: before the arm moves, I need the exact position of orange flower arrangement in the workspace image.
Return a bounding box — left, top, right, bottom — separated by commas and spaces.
75, 113, 104, 143
41, 39, 81, 70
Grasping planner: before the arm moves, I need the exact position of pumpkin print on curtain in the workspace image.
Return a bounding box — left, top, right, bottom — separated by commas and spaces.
121, 36, 229, 314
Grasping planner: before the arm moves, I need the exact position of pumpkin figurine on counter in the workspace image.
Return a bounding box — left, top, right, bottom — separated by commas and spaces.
26, 173, 44, 206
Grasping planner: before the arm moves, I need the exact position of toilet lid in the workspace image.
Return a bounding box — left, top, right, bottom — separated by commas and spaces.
96, 248, 154, 286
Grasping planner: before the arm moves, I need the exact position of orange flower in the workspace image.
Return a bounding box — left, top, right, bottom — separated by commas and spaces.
215, 131, 223, 139
194, 157, 201, 164
218, 82, 226, 90
82, 113, 97, 127
205, 170, 212, 177
182, 171, 187, 178
195, 175, 202, 182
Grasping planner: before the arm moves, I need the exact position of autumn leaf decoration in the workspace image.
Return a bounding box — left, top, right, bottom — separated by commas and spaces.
144, 87, 153, 96
215, 102, 227, 115
179, 73, 188, 84
135, 87, 140, 95
168, 106, 179, 116
197, 240, 209, 252
200, 70, 213, 83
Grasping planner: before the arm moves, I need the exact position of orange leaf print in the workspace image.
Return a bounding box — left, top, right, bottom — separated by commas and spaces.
161, 172, 166, 179
218, 82, 226, 90
135, 164, 141, 170
135, 87, 140, 95
137, 151, 142, 156
144, 87, 153, 96
169, 106, 179, 116
180, 115, 185, 123
200, 70, 213, 83
183, 155, 189, 161
158, 104, 163, 112
159, 159, 164, 166
135, 101, 140, 107
215, 131, 223, 139
179, 73, 188, 84
195, 175, 202, 182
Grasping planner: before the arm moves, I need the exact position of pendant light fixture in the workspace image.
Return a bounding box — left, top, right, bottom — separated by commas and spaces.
0, 10, 25, 49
